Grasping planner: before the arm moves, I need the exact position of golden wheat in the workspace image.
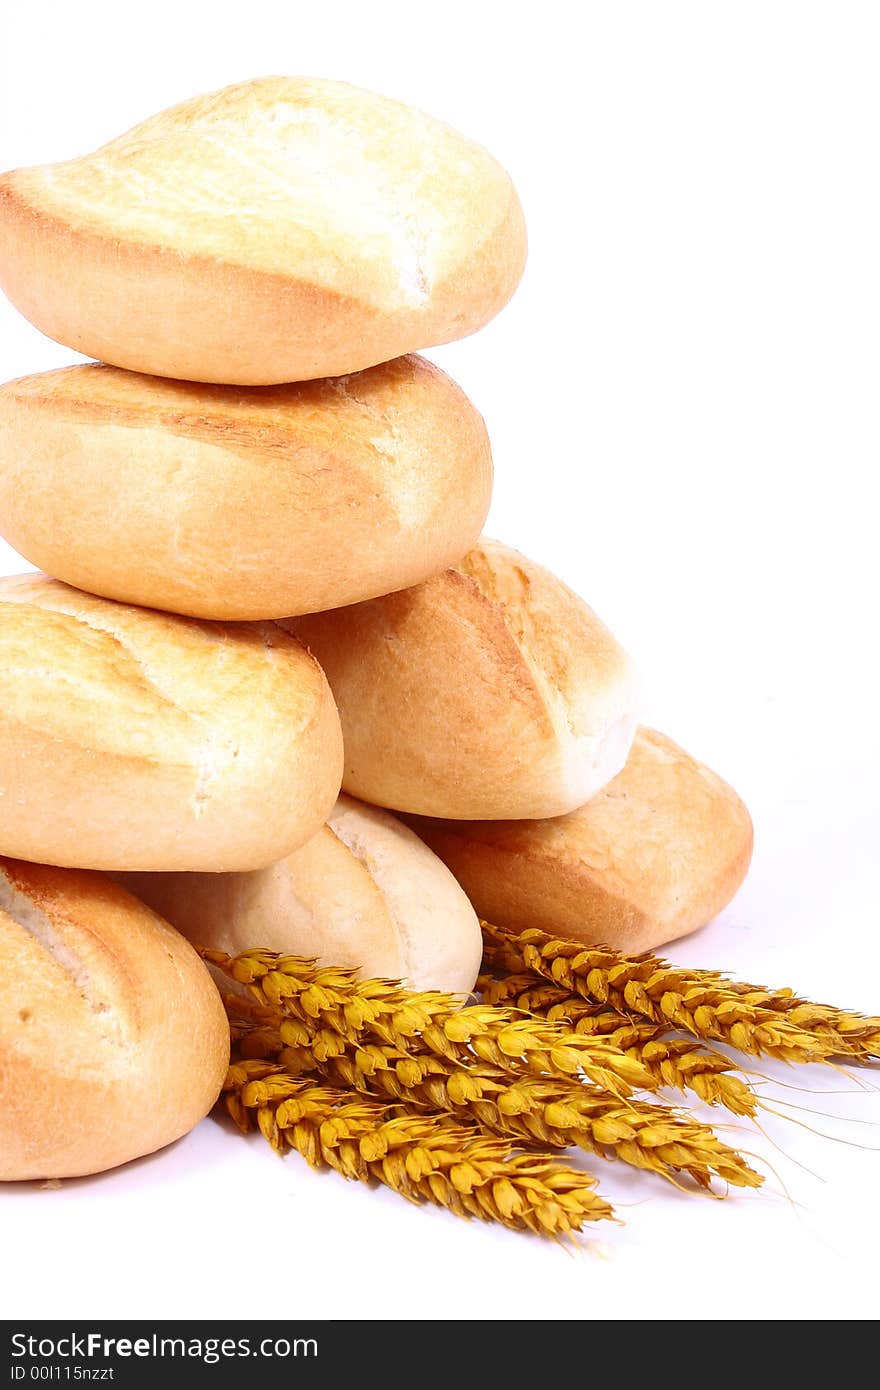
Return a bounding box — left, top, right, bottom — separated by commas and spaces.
224, 986, 760, 1185
206, 949, 653, 1097
224, 1057, 613, 1237
235, 1020, 759, 1191
480, 922, 880, 1062
479, 973, 758, 1115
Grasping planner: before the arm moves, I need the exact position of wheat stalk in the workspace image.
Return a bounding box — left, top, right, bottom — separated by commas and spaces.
224, 1057, 614, 1238
481, 922, 880, 1063
479, 971, 623, 1025
479, 973, 759, 1116
205, 949, 653, 1097
281, 1040, 759, 1190
223, 990, 760, 1192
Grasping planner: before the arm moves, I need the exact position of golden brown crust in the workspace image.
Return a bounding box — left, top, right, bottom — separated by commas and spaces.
0, 176, 385, 383
406, 728, 754, 953
0, 573, 343, 870
0, 357, 492, 620
288, 540, 639, 820
456, 544, 636, 736
117, 794, 482, 995
0, 858, 229, 1180
0, 78, 527, 383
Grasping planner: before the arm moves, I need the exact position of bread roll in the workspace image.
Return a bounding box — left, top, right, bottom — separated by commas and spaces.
0, 357, 492, 621
287, 540, 640, 820
0, 858, 229, 1180
0, 77, 527, 385
407, 728, 754, 953
0, 574, 342, 871
118, 794, 482, 995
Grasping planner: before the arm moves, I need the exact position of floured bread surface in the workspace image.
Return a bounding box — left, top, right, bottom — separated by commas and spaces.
0, 858, 229, 1180
0, 573, 343, 870
326, 795, 481, 992
289, 540, 640, 820
0, 357, 492, 620
0, 78, 527, 382
21, 77, 516, 298
120, 794, 481, 995
408, 728, 754, 952
117, 825, 406, 984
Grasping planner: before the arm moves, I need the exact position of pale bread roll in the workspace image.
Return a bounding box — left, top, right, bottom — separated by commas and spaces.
0, 858, 229, 1180
0, 357, 492, 621
407, 728, 754, 953
288, 540, 640, 820
0, 574, 342, 871
118, 794, 482, 995
0, 77, 527, 384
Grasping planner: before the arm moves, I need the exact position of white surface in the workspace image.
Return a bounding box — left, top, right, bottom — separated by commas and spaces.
1, 0, 878, 1323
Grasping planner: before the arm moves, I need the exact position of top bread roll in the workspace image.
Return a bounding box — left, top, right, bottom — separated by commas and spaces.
288, 540, 640, 820
0, 573, 342, 871
0, 77, 527, 384
0, 356, 492, 620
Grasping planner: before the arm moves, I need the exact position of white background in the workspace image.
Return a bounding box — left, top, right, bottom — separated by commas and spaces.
2, 0, 879, 1322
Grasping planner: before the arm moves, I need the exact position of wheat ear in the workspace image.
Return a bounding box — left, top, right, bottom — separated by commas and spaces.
480, 922, 880, 1063
224, 1057, 613, 1238
281, 1041, 760, 1191
224, 994, 760, 1192
479, 973, 759, 1116
205, 949, 653, 1097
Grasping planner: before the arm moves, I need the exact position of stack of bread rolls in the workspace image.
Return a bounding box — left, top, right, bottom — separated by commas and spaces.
0, 77, 751, 1181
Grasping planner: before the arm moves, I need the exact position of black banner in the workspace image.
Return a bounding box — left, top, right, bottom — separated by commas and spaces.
3, 1324, 333, 1386
2, 1322, 561, 1382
